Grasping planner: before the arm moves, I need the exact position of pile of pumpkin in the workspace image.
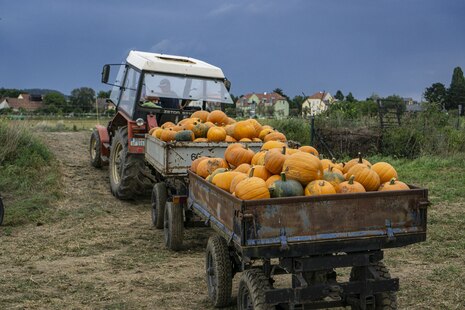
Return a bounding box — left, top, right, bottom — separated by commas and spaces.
191, 144, 410, 200
149, 110, 286, 143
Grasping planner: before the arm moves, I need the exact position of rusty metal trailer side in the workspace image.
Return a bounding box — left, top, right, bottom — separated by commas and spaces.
187, 170, 428, 259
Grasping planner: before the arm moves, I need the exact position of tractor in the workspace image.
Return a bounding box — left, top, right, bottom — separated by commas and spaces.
89, 51, 233, 200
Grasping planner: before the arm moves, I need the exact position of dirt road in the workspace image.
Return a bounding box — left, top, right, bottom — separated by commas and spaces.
0, 131, 227, 309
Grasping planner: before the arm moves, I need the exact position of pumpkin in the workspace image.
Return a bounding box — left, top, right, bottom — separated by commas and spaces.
299, 145, 319, 157
371, 162, 398, 184
178, 118, 193, 126
194, 138, 208, 142
265, 175, 282, 188
282, 152, 323, 185
252, 138, 262, 142
152, 128, 164, 139
233, 121, 256, 140
269, 172, 304, 198
206, 168, 229, 182
234, 169, 270, 200
225, 135, 237, 142
264, 146, 288, 175
336, 176, 366, 193
323, 167, 346, 188
234, 163, 252, 174
247, 119, 263, 137
196, 158, 228, 178
171, 125, 185, 132
240, 138, 252, 142
207, 126, 227, 142
305, 180, 336, 196
190, 110, 210, 122
160, 128, 176, 142
161, 121, 176, 129
183, 118, 200, 130
207, 110, 229, 126
227, 117, 236, 124
261, 125, 274, 131
212, 171, 242, 191
174, 130, 195, 142
259, 128, 274, 140
191, 156, 208, 173
247, 165, 271, 181
343, 152, 371, 174
321, 159, 336, 170
264, 132, 287, 142
285, 148, 300, 155
204, 121, 215, 129
251, 150, 267, 165
346, 164, 380, 191
224, 124, 236, 137
224, 144, 255, 167
229, 173, 248, 193
378, 178, 409, 191
192, 122, 209, 138
261, 140, 286, 151
148, 127, 158, 135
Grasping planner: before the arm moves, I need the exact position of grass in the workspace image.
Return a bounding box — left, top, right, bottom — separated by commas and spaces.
4, 117, 110, 132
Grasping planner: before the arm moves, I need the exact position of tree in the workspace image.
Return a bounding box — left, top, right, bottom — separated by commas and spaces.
445, 66, 465, 111
290, 95, 305, 115
70, 87, 95, 113
334, 90, 344, 101
43, 92, 68, 113
346, 92, 356, 102
423, 82, 446, 109
97, 90, 111, 98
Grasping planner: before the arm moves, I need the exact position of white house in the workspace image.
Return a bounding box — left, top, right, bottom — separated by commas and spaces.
301, 91, 334, 116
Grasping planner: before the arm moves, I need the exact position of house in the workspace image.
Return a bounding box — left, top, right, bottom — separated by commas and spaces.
236, 92, 289, 119
0, 93, 44, 112
301, 91, 334, 116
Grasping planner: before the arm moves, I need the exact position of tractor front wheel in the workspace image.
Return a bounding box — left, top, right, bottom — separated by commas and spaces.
90, 129, 103, 168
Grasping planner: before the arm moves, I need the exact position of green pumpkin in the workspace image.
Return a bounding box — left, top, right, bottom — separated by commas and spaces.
323, 167, 345, 188
192, 122, 209, 138
269, 172, 304, 198
175, 130, 195, 141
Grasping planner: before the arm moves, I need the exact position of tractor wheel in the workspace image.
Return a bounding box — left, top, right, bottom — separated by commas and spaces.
109, 127, 153, 200
164, 202, 183, 251
90, 129, 103, 168
205, 235, 232, 307
237, 269, 275, 310
350, 262, 397, 310
0, 197, 4, 225
151, 182, 167, 229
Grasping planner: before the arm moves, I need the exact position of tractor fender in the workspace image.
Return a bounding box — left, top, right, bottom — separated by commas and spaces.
95, 125, 110, 157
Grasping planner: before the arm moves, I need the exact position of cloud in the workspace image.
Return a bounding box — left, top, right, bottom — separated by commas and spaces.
150, 39, 207, 56
208, 4, 239, 17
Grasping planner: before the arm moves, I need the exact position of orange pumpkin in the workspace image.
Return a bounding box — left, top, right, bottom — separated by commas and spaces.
160, 128, 176, 142
224, 144, 255, 167
191, 156, 208, 173
206, 168, 229, 182
152, 128, 164, 139
346, 164, 380, 191
194, 138, 208, 142
224, 135, 237, 142
282, 152, 323, 185
320, 159, 336, 170
264, 146, 288, 175
336, 176, 366, 193
224, 124, 236, 137
259, 128, 274, 140
234, 170, 270, 200
171, 125, 185, 132
265, 175, 282, 188
247, 119, 263, 137
161, 121, 176, 129
212, 171, 243, 192
207, 110, 229, 126
378, 178, 409, 191
207, 126, 227, 142
285, 148, 300, 155
299, 145, 319, 157
263, 132, 287, 142
252, 138, 262, 142
343, 152, 371, 174
371, 162, 398, 184
251, 150, 267, 166
234, 163, 252, 174
261, 140, 286, 151
229, 173, 248, 193
233, 120, 256, 140
196, 158, 228, 178
305, 180, 336, 196
247, 165, 271, 181
190, 110, 210, 122
204, 121, 215, 129
240, 138, 252, 142
227, 117, 236, 125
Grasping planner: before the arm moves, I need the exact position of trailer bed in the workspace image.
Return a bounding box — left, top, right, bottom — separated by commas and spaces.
187, 170, 429, 259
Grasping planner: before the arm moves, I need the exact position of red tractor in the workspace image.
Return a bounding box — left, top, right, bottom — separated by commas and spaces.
89, 51, 233, 200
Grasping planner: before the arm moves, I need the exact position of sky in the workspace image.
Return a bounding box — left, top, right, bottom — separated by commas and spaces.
1, 0, 464, 101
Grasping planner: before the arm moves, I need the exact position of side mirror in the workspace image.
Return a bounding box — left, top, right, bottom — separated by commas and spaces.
224, 78, 231, 92
101, 65, 110, 84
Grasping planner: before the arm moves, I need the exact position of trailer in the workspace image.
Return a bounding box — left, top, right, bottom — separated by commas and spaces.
162, 170, 429, 309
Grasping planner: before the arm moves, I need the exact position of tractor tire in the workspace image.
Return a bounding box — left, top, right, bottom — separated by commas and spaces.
151, 182, 167, 229
0, 197, 4, 225
90, 129, 103, 168
164, 202, 183, 251
237, 269, 275, 310
109, 127, 153, 200
350, 262, 398, 310
205, 235, 233, 307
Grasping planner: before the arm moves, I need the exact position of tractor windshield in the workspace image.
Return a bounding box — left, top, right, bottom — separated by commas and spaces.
141, 73, 233, 104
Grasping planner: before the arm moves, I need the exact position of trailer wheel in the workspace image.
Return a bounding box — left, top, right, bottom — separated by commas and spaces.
151, 182, 167, 229
109, 127, 153, 200
350, 262, 397, 310
0, 197, 4, 225
164, 202, 183, 251
238, 269, 274, 310
90, 129, 103, 168
205, 235, 232, 307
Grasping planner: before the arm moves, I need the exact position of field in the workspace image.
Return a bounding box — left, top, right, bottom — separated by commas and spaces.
0, 124, 464, 309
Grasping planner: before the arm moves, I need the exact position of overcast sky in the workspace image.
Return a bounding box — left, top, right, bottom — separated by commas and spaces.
1, 0, 464, 100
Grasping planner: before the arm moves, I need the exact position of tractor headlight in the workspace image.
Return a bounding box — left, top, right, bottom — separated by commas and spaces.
136, 118, 145, 127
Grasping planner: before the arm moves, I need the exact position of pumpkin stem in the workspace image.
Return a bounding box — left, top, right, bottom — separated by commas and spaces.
248, 167, 255, 178
282, 146, 286, 155
280, 172, 286, 182
328, 166, 333, 172
332, 158, 337, 164
318, 180, 326, 187
389, 177, 397, 185
357, 152, 363, 163
348, 175, 355, 184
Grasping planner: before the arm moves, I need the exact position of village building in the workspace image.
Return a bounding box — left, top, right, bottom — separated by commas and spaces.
236, 92, 289, 119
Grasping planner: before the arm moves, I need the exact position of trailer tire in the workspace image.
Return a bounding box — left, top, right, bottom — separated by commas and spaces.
350, 262, 397, 310
205, 235, 232, 307
238, 269, 274, 310
90, 129, 103, 168
151, 182, 167, 229
109, 127, 153, 200
164, 202, 183, 251
0, 197, 4, 225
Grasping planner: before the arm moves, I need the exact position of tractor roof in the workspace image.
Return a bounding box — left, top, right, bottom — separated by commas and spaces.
126, 51, 226, 79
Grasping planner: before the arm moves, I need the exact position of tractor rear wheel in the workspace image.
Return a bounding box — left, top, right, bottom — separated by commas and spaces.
90, 129, 102, 168
109, 127, 153, 200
